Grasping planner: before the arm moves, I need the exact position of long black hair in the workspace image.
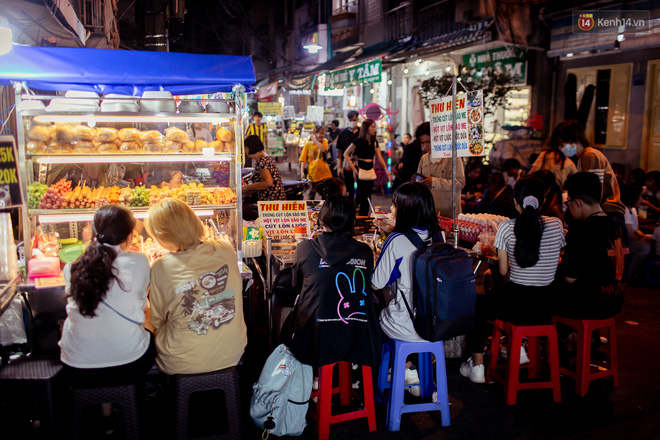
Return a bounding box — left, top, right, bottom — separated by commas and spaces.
319, 195, 355, 238
359, 119, 375, 143
512, 176, 546, 268
392, 182, 439, 235
69, 204, 135, 317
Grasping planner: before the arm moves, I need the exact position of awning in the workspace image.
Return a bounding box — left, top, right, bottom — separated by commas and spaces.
284, 74, 316, 91
0, 46, 256, 95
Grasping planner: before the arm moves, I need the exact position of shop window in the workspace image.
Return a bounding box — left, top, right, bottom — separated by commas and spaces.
568, 63, 631, 149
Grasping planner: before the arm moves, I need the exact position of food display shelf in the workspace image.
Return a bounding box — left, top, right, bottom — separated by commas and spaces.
27, 154, 234, 164
29, 204, 235, 223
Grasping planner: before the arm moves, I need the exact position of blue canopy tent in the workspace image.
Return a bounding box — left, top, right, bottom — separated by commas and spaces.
0, 46, 255, 95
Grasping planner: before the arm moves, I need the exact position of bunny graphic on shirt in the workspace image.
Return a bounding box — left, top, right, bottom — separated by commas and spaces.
335, 268, 368, 324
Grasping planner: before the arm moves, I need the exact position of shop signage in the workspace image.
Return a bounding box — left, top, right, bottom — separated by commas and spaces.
318, 73, 345, 96
257, 81, 278, 100
268, 135, 284, 157
0, 136, 22, 208
282, 106, 295, 120
257, 201, 313, 240
430, 90, 485, 159
325, 59, 382, 89
257, 102, 282, 116
463, 47, 527, 86
306, 105, 324, 123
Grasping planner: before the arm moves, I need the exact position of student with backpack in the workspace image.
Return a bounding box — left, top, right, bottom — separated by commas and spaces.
372, 182, 441, 342
460, 176, 566, 383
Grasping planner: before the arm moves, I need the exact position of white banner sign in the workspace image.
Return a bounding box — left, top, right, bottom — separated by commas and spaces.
282, 105, 295, 120
430, 90, 485, 159
306, 105, 324, 123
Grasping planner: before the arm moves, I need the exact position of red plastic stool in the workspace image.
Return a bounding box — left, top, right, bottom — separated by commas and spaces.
312, 361, 376, 440
486, 320, 561, 405
553, 316, 619, 396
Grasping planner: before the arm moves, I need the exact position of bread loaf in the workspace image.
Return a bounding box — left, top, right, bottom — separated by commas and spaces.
118, 128, 142, 142
94, 127, 118, 143
165, 127, 188, 142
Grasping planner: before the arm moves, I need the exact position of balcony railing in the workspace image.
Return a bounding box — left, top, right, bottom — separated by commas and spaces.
386, 1, 413, 41
416, 1, 472, 42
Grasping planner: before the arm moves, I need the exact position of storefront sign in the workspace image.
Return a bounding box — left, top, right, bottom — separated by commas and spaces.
0, 136, 22, 208
282, 106, 295, 120
257, 102, 282, 116
463, 47, 527, 86
268, 135, 284, 157
257, 201, 311, 239
318, 73, 345, 96
430, 90, 485, 159
306, 105, 324, 123
325, 60, 382, 89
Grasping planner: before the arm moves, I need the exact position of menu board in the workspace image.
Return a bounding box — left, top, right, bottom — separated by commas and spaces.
282, 106, 295, 120
306, 105, 324, 123
0, 136, 22, 208
258, 200, 311, 239
257, 102, 282, 116
257, 200, 324, 239
430, 90, 484, 159
268, 135, 284, 157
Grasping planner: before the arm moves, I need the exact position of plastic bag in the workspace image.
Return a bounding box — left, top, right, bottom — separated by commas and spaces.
0, 297, 28, 346
106, 163, 126, 187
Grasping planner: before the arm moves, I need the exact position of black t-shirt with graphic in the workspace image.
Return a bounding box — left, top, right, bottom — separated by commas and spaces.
558, 213, 629, 318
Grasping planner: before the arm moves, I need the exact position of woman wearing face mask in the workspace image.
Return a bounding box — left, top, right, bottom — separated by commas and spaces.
530, 123, 578, 189
551, 120, 625, 220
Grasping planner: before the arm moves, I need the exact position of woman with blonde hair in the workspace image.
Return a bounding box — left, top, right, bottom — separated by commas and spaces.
146, 198, 247, 374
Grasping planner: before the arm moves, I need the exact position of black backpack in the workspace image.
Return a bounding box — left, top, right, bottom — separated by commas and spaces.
399, 229, 477, 342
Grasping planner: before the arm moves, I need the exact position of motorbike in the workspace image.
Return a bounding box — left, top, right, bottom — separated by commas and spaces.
241, 168, 311, 220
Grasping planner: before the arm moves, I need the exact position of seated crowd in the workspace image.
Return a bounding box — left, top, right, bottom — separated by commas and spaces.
54, 119, 657, 432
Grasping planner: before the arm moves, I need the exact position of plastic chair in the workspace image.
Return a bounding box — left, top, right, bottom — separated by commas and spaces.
377, 339, 450, 431
172, 367, 242, 440
486, 320, 561, 405
313, 361, 376, 440
70, 383, 140, 440
0, 356, 62, 439
553, 316, 619, 396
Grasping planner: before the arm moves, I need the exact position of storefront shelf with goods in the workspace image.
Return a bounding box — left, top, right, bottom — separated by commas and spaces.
29, 205, 234, 223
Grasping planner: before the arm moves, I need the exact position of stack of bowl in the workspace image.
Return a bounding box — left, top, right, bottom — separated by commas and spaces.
101, 94, 140, 112
140, 91, 176, 113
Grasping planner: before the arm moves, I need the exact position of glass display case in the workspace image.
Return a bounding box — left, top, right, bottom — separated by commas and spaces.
15, 93, 247, 275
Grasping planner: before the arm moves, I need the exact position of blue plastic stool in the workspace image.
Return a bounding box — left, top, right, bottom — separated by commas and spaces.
377, 338, 450, 431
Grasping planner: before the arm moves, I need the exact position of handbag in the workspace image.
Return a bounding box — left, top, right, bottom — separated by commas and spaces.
358, 168, 377, 181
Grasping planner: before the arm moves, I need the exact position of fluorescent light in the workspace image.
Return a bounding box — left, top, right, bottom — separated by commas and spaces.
34, 154, 233, 164
566, 53, 574, 58
33, 114, 231, 124
303, 44, 323, 54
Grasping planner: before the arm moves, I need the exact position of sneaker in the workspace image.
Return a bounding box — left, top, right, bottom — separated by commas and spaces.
404, 368, 421, 396
459, 358, 485, 384
519, 345, 530, 365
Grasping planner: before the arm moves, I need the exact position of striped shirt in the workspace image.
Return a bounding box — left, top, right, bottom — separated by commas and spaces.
493, 216, 566, 286
246, 123, 267, 144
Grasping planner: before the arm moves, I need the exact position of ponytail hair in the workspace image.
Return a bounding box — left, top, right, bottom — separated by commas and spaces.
69, 204, 135, 317
513, 176, 545, 268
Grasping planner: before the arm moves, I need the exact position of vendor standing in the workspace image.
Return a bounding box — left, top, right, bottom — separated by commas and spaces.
415, 122, 466, 217
243, 135, 286, 201
299, 125, 332, 200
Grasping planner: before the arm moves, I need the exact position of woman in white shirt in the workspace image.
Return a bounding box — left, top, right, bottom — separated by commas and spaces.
59, 204, 155, 388
372, 182, 442, 342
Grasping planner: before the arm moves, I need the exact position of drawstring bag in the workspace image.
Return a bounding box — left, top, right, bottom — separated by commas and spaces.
250, 344, 313, 437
